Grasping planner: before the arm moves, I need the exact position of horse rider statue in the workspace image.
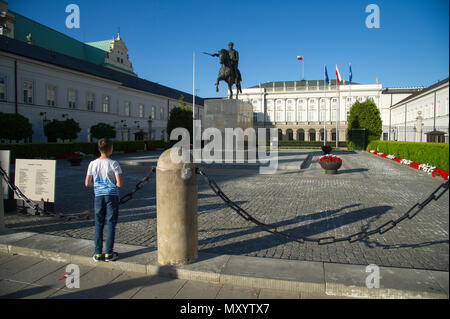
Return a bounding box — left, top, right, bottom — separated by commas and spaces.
204, 42, 243, 99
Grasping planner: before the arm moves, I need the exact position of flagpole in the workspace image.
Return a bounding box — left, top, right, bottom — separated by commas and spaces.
336, 64, 339, 148
302, 58, 304, 80
193, 51, 196, 160
349, 62, 352, 119
324, 64, 326, 146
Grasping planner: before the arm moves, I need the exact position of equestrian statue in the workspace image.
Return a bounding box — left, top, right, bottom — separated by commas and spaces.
204, 42, 242, 99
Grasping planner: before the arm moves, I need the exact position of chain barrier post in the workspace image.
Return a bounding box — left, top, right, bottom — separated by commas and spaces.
0, 181, 5, 234
156, 148, 198, 266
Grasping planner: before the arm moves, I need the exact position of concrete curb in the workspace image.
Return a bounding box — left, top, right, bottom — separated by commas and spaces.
300, 152, 313, 169
0, 231, 448, 299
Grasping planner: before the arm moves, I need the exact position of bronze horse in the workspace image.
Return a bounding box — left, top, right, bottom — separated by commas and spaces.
215, 49, 242, 99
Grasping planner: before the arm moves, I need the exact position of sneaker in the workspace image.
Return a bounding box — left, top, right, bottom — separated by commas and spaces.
92, 254, 103, 262
104, 252, 118, 262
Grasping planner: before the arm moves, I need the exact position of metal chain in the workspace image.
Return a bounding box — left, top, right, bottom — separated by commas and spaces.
0, 166, 156, 220
196, 167, 449, 245
119, 167, 156, 205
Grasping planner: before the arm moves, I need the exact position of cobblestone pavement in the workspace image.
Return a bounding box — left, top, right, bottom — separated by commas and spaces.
4, 150, 449, 271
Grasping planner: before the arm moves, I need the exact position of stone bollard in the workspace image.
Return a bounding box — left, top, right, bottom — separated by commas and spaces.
0, 181, 5, 234
156, 148, 198, 265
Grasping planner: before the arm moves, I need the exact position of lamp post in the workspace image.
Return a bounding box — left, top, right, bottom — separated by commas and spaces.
148, 115, 153, 140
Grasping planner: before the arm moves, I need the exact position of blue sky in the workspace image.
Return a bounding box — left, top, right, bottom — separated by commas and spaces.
8, 0, 449, 98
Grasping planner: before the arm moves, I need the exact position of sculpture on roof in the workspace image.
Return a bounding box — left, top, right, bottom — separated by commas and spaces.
204, 42, 242, 99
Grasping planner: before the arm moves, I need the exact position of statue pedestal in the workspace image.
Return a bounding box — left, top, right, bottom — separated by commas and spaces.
203, 99, 254, 162
204, 99, 253, 132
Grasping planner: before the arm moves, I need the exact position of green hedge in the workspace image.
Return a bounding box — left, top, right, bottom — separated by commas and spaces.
0, 140, 167, 160
270, 140, 347, 148
367, 140, 449, 171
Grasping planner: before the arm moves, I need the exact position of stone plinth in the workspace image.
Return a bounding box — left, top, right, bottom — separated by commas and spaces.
204, 99, 253, 133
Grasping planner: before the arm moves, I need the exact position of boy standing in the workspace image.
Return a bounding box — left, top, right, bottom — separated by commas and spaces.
85, 138, 123, 262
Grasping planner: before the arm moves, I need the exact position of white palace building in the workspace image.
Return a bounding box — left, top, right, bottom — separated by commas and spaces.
235, 78, 449, 143
0, 1, 204, 143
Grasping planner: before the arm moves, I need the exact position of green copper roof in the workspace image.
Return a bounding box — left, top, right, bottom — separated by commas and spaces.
85, 40, 111, 52
10, 10, 134, 74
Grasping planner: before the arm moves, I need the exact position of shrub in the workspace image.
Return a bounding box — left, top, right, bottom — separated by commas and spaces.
0, 112, 33, 142
347, 100, 382, 149
44, 119, 81, 142
166, 96, 193, 146
367, 140, 449, 171
269, 140, 347, 148
90, 123, 116, 140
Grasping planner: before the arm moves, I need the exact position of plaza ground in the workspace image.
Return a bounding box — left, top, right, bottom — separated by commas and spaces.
3, 150, 448, 271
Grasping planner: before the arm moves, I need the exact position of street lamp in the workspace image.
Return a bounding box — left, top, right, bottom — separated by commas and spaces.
39, 112, 49, 125
148, 115, 153, 140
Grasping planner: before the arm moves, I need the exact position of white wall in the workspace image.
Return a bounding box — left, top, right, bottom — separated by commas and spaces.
0, 52, 203, 143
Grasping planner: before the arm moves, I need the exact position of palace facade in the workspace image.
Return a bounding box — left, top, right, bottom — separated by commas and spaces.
235, 79, 427, 142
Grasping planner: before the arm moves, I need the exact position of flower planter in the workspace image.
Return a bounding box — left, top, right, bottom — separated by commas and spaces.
319, 155, 342, 174
319, 160, 342, 174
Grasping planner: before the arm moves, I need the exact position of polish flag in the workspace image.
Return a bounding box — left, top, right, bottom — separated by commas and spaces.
336, 64, 342, 84
297, 56, 303, 61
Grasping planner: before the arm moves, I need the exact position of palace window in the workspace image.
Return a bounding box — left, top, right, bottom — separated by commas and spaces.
286, 111, 293, 122
102, 95, 110, 113
0, 76, 6, 101
68, 89, 77, 108
331, 98, 337, 103
87, 92, 95, 111
320, 110, 326, 121
47, 85, 56, 106
276, 111, 283, 122
139, 104, 144, 118
151, 106, 156, 119
124, 101, 131, 116
160, 106, 164, 120
23, 80, 33, 104
297, 112, 303, 122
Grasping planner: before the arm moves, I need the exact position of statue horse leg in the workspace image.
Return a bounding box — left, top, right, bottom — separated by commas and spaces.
228, 81, 233, 99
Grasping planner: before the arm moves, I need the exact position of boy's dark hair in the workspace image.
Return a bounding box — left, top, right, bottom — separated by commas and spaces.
98, 138, 113, 154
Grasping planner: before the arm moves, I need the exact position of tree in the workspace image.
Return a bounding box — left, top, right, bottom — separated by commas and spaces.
346, 100, 382, 150
166, 96, 193, 145
44, 118, 81, 142
0, 112, 33, 142
90, 123, 116, 140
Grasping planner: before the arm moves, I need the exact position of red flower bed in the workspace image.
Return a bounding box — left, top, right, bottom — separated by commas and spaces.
409, 162, 420, 169
319, 155, 342, 163
432, 168, 449, 181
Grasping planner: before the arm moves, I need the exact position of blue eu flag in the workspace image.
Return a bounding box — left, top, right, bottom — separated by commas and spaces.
325, 65, 329, 84
349, 64, 353, 83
